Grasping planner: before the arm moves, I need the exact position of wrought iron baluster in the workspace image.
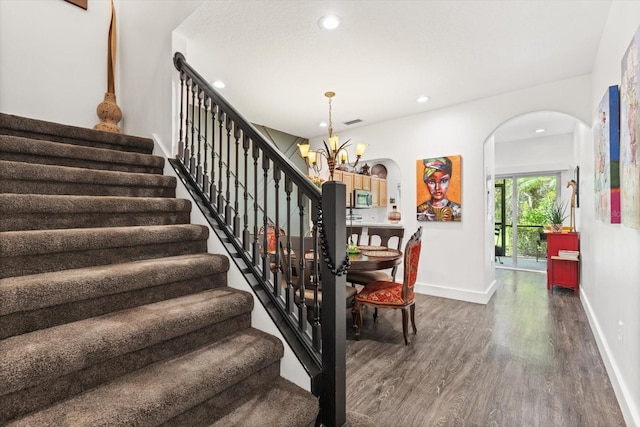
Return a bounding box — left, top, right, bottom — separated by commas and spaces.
273, 165, 281, 298
252, 142, 260, 266
217, 111, 225, 214
225, 115, 232, 226
196, 88, 204, 187
184, 78, 191, 168
261, 154, 270, 278
233, 124, 241, 238
189, 82, 197, 174
209, 103, 217, 202
297, 188, 308, 332
311, 202, 321, 351
242, 135, 251, 251
178, 71, 186, 162
202, 96, 210, 197
284, 175, 294, 314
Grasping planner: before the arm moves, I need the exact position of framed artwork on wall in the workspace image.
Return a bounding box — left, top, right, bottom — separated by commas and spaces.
620, 25, 640, 229
416, 155, 462, 222
594, 85, 620, 223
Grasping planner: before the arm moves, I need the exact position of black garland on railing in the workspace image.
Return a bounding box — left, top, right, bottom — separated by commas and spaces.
317, 208, 350, 276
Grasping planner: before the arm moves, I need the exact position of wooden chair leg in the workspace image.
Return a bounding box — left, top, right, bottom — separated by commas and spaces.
401, 308, 409, 345
354, 301, 362, 340
410, 304, 417, 334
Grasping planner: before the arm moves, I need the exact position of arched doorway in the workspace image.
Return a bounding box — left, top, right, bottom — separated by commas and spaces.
488, 111, 588, 272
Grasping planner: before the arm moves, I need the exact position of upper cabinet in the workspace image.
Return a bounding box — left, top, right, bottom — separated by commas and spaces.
334, 170, 354, 206
379, 179, 387, 207
337, 170, 386, 207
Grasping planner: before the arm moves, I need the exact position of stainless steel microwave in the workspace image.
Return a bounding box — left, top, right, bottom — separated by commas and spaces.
353, 189, 373, 208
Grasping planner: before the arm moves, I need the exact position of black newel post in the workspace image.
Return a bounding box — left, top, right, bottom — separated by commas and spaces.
320, 181, 347, 427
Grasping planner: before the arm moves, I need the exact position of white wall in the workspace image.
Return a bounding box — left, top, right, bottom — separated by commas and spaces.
310, 75, 591, 304
0, 0, 111, 127
583, 2, 640, 425
117, 0, 203, 149
495, 131, 580, 227
496, 133, 575, 177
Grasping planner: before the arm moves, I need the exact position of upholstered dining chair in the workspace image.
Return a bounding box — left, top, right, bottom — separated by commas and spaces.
354, 226, 422, 345
346, 226, 405, 285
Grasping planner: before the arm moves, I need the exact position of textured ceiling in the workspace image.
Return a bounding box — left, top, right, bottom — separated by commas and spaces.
175, 0, 610, 140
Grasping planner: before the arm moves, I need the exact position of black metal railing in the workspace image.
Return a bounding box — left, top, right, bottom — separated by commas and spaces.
172, 52, 347, 427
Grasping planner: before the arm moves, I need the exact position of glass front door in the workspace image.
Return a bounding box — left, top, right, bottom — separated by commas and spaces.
495, 174, 559, 271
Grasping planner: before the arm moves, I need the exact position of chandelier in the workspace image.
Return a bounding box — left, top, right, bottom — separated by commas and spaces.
298, 91, 367, 181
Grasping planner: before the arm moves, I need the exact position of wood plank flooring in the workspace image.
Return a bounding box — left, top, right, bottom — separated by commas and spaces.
345, 269, 625, 426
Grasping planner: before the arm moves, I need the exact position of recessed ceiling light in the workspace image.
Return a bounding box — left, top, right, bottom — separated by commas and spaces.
535, 128, 545, 133
212, 80, 226, 89
319, 122, 328, 128
318, 15, 342, 30
417, 95, 430, 103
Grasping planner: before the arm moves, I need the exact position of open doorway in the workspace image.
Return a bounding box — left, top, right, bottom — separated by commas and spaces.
489, 110, 585, 274
495, 174, 560, 271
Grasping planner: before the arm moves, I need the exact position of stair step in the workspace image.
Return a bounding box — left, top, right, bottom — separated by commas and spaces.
0, 113, 154, 154
0, 224, 209, 278
6, 328, 284, 426
0, 288, 253, 396
0, 253, 229, 338
0, 160, 176, 197
0, 134, 164, 174
0, 194, 192, 231
207, 377, 318, 427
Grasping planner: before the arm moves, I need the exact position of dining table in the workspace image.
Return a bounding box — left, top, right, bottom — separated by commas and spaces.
303, 245, 403, 272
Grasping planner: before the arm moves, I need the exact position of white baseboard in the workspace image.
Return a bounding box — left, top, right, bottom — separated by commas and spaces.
415, 279, 497, 305
581, 289, 638, 427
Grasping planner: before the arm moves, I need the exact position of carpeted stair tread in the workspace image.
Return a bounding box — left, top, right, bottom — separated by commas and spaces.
208, 377, 318, 427
0, 160, 176, 197
6, 328, 284, 427
0, 288, 254, 396
0, 134, 164, 174
0, 113, 153, 154
0, 253, 229, 316
0, 224, 209, 278
0, 194, 192, 231
1, 224, 208, 257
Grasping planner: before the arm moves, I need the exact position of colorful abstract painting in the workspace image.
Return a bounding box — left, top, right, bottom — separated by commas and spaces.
620, 26, 640, 228
416, 155, 462, 222
594, 86, 621, 223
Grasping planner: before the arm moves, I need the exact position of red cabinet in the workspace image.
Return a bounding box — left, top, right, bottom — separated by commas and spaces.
546, 232, 580, 293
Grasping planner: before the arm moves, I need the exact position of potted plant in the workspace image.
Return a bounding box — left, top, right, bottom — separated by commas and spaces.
545, 200, 567, 232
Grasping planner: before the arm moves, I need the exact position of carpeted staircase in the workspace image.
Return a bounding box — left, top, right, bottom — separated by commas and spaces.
0, 113, 319, 426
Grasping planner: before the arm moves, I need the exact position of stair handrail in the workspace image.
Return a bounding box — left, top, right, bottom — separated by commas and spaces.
173, 52, 347, 427
174, 53, 319, 197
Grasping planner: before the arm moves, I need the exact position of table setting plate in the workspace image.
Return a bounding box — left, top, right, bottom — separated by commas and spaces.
361, 249, 401, 257
357, 245, 387, 251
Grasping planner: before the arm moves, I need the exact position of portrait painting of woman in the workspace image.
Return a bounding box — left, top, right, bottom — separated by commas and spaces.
416, 156, 462, 221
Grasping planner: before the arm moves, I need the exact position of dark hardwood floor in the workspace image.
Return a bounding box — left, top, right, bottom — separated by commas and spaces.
345, 269, 625, 426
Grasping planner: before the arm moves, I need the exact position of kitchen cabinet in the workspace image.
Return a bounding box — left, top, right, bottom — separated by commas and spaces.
353, 173, 363, 190
335, 171, 386, 208
335, 171, 354, 206
362, 175, 371, 190
371, 177, 380, 206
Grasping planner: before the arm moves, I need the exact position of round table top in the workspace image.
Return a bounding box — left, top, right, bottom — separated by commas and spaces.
304, 247, 402, 272
347, 248, 402, 271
